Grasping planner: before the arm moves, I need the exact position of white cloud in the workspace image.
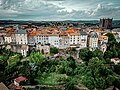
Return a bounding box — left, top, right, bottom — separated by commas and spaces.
0, 0, 120, 20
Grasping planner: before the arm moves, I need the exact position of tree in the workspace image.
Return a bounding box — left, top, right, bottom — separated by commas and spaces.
50, 47, 58, 54
114, 63, 120, 75
92, 48, 103, 60
105, 33, 116, 43
75, 57, 117, 90
71, 48, 76, 52
79, 48, 90, 62
104, 50, 113, 59
29, 51, 45, 64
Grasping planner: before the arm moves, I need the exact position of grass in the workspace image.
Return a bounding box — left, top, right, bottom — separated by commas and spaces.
35, 73, 67, 86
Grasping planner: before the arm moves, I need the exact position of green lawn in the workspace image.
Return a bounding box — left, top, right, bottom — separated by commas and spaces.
35, 73, 67, 86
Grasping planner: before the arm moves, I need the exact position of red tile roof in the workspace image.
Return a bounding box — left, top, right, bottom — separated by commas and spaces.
28, 31, 36, 36
15, 76, 27, 83
5, 28, 12, 31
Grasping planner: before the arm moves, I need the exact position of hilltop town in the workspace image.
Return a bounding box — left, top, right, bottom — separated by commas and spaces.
0, 19, 119, 56
0, 19, 120, 90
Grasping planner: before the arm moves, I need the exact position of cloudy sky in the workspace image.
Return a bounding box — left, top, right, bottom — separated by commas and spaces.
0, 0, 120, 21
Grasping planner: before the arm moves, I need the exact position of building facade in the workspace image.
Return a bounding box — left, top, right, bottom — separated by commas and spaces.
89, 32, 98, 51
15, 29, 28, 45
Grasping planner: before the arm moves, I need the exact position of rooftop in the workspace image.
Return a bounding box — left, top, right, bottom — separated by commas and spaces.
0, 82, 9, 90
90, 32, 98, 38
16, 29, 27, 34
98, 36, 108, 40
15, 76, 27, 83
80, 30, 87, 35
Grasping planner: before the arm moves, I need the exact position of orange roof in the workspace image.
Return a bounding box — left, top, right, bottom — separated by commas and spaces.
21, 25, 28, 27
111, 58, 120, 61
95, 30, 104, 33
98, 36, 108, 40
16, 86, 23, 90
6, 28, 12, 31
66, 29, 74, 33
28, 31, 36, 36
36, 31, 42, 35
59, 30, 67, 36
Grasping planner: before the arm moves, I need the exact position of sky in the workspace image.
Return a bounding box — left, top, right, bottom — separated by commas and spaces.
0, 0, 120, 21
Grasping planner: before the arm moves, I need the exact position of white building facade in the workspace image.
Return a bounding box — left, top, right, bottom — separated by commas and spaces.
80, 30, 88, 49
15, 29, 28, 45
89, 32, 98, 51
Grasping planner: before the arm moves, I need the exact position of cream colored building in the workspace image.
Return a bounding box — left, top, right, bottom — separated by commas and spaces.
36, 44, 50, 54
89, 32, 98, 51
15, 29, 28, 45
21, 45, 29, 56
59, 31, 70, 49
66, 28, 81, 46
4, 34, 12, 44
80, 30, 88, 49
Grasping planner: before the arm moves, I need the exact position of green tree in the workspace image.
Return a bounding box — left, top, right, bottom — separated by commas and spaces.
104, 50, 113, 59
114, 63, 120, 75
29, 51, 45, 64
50, 47, 58, 54
79, 48, 90, 61
75, 57, 117, 90
105, 33, 116, 43
92, 48, 103, 60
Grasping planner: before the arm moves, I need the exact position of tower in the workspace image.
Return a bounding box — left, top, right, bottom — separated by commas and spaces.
99, 18, 112, 29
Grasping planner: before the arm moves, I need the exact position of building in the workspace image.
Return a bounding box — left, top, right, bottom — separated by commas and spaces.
98, 36, 108, 44
14, 76, 27, 86
111, 58, 120, 64
15, 29, 28, 45
98, 35, 108, 53
95, 30, 104, 36
21, 45, 29, 56
28, 31, 36, 45
89, 32, 98, 51
80, 30, 88, 49
0, 30, 7, 45
36, 44, 50, 54
113, 33, 120, 42
4, 33, 12, 44
99, 18, 112, 29
59, 30, 70, 49
99, 44, 107, 53
112, 28, 120, 37
0, 36, 5, 45
48, 34, 59, 48
35, 30, 49, 45
66, 28, 81, 47
0, 82, 9, 90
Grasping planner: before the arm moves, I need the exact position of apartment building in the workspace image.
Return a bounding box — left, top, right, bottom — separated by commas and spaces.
66, 28, 81, 46
89, 32, 98, 51
59, 30, 70, 49
15, 29, 28, 45
80, 30, 88, 49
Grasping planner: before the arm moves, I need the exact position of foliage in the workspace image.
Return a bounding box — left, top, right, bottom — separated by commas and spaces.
79, 48, 104, 62
7, 54, 21, 65
114, 63, 120, 75
79, 48, 90, 61
35, 72, 67, 85
0, 47, 120, 90
29, 51, 45, 64
71, 48, 76, 52
105, 33, 116, 43
50, 47, 58, 54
